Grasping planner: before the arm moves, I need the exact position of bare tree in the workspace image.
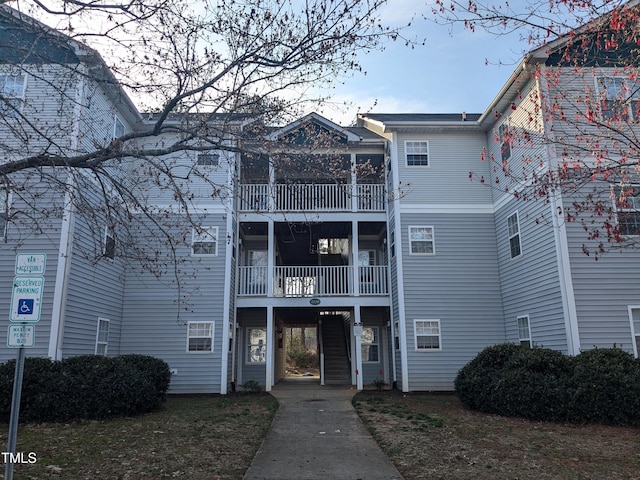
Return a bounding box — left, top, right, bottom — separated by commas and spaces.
0, 0, 409, 309
432, 0, 640, 257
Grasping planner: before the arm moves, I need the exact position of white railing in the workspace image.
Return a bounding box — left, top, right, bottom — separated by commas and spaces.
238, 183, 385, 212
358, 266, 389, 295
237, 265, 389, 297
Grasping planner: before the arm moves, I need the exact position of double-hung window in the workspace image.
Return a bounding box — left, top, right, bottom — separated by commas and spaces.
187, 321, 214, 352
361, 327, 380, 362
95, 318, 110, 355
517, 315, 532, 347
197, 153, 220, 167
613, 185, 640, 236
103, 227, 116, 259
192, 226, 218, 256
405, 141, 429, 166
414, 320, 441, 350
598, 77, 640, 122
409, 226, 434, 255
1, 74, 25, 115
499, 123, 511, 162
507, 212, 521, 258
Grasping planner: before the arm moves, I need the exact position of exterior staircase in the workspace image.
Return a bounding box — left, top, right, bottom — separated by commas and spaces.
320, 315, 351, 385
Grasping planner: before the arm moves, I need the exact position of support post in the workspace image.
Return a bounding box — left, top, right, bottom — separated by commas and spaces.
266, 305, 274, 391
5, 346, 25, 480
354, 305, 363, 391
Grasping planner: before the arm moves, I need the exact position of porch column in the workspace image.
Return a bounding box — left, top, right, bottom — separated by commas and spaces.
351, 153, 358, 212
266, 305, 274, 392
354, 305, 363, 390
267, 221, 274, 297
352, 220, 359, 297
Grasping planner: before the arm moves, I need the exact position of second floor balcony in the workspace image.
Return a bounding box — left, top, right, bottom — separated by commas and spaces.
237, 265, 389, 297
239, 183, 386, 213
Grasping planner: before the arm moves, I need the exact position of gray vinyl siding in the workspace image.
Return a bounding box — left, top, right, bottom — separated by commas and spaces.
360, 309, 388, 385
61, 209, 126, 357
119, 215, 228, 394
0, 190, 63, 361
495, 197, 568, 350
238, 308, 267, 386
399, 212, 505, 391
395, 131, 490, 204
566, 219, 640, 353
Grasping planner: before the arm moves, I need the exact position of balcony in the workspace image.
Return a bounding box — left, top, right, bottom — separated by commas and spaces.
237, 265, 388, 297
239, 183, 385, 213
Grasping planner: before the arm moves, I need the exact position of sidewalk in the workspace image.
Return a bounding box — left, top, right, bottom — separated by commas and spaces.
243, 378, 403, 480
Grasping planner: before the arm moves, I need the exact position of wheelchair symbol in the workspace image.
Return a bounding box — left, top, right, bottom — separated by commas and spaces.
17, 299, 34, 315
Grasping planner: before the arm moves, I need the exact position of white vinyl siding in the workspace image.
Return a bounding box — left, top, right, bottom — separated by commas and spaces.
95, 318, 110, 355
405, 141, 429, 166
414, 320, 441, 350
517, 315, 532, 347
191, 226, 218, 256
187, 321, 214, 352
408, 226, 434, 255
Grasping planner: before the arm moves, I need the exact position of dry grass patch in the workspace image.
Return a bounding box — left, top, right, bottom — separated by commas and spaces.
354, 391, 640, 480
0, 394, 278, 479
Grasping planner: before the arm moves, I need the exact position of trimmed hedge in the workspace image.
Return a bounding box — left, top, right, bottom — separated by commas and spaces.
0, 354, 171, 423
455, 343, 640, 426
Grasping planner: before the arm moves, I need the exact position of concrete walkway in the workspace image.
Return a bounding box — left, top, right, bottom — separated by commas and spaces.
243, 378, 403, 480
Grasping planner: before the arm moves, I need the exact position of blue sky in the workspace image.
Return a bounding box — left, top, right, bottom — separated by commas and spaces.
321, 0, 533, 125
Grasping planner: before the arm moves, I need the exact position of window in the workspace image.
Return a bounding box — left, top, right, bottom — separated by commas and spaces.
517, 315, 532, 347
95, 318, 110, 355
507, 212, 521, 258
247, 328, 266, 363
361, 326, 380, 362
103, 227, 115, 259
394, 320, 400, 350
613, 185, 640, 236
598, 77, 640, 122
630, 308, 640, 357
191, 226, 218, 256
414, 320, 441, 350
390, 230, 395, 258
1, 74, 25, 114
409, 226, 435, 255
197, 153, 219, 166
405, 141, 429, 166
499, 123, 511, 162
113, 115, 125, 138
187, 321, 214, 352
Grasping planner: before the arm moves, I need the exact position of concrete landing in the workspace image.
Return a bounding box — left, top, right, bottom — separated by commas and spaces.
243, 378, 403, 480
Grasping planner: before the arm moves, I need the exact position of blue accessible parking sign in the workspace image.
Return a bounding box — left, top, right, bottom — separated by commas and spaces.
17, 299, 34, 316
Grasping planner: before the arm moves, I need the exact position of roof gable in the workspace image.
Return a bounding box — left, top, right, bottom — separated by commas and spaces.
267, 112, 361, 145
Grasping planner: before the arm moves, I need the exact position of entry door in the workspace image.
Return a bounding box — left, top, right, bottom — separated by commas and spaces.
249, 250, 268, 294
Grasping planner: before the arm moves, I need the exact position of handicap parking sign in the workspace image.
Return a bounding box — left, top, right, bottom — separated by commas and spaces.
17, 299, 34, 316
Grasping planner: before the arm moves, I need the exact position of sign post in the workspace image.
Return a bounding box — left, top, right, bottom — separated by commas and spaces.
5, 254, 45, 480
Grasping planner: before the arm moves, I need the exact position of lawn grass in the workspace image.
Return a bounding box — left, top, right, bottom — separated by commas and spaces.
0, 394, 278, 479
353, 391, 640, 480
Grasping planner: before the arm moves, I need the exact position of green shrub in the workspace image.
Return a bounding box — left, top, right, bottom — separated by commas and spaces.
455, 344, 640, 426
287, 345, 318, 369
0, 354, 171, 423
571, 348, 640, 425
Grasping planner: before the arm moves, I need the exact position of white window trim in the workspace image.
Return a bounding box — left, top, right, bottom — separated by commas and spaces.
191, 226, 218, 257
103, 226, 115, 259
408, 225, 435, 256
517, 315, 532, 347
507, 211, 522, 259
113, 115, 125, 139
246, 327, 267, 364
405, 140, 430, 167
95, 317, 110, 355
186, 321, 214, 353
628, 305, 640, 358
361, 326, 380, 363
414, 319, 442, 351
612, 184, 640, 237
1, 73, 26, 113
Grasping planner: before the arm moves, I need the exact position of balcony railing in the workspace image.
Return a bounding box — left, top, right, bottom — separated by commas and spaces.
237, 265, 389, 297
238, 183, 385, 212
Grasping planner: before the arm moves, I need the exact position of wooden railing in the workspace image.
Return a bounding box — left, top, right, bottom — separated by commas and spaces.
238, 183, 385, 212
237, 265, 389, 297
